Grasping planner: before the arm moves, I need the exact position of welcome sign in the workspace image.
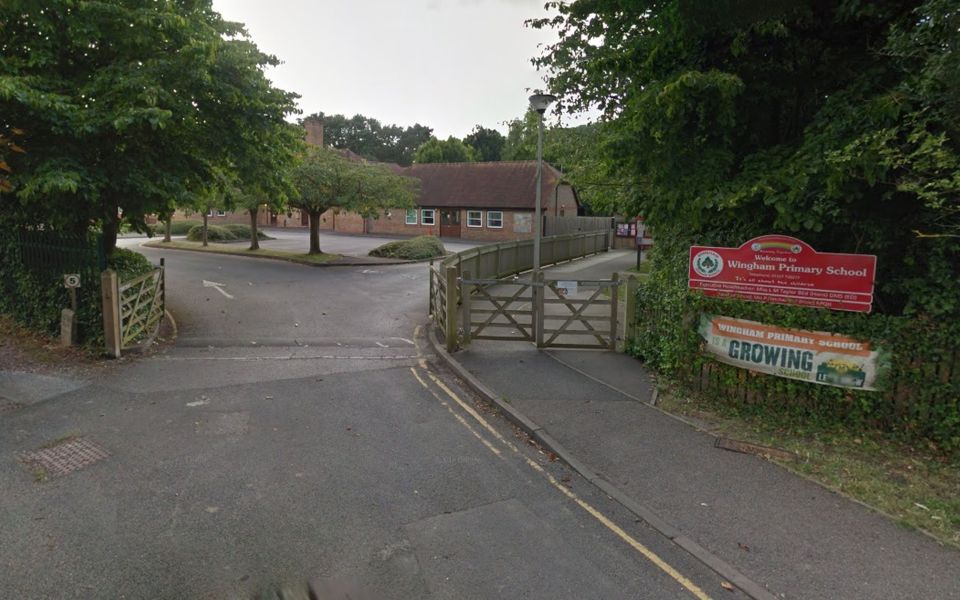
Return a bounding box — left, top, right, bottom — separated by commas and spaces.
698, 314, 886, 391
688, 235, 877, 312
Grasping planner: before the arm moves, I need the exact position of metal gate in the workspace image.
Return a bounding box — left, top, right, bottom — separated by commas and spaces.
459, 273, 619, 350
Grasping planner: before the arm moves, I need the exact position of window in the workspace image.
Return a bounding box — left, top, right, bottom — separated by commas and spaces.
207, 208, 215, 217
486, 210, 503, 229
217, 210, 226, 217
405, 209, 418, 225
467, 210, 483, 228
421, 209, 436, 225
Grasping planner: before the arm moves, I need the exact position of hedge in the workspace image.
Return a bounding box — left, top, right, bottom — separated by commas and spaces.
630, 234, 960, 452
369, 236, 445, 260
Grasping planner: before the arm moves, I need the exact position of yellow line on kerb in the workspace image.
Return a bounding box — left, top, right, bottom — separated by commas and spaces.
410, 364, 713, 600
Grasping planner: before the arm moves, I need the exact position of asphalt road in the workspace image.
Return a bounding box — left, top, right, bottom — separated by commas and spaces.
0, 239, 741, 599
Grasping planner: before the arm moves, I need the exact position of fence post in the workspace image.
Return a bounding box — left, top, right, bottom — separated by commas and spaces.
445, 265, 458, 353
101, 269, 121, 358
460, 270, 472, 346
159, 257, 165, 313
621, 275, 638, 352
535, 271, 546, 348
609, 272, 620, 351
428, 259, 435, 317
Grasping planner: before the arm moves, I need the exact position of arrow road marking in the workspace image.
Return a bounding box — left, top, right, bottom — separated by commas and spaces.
202, 280, 234, 299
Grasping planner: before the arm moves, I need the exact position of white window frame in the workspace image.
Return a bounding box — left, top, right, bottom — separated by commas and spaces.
405, 209, 418, 225
486, 210, 503, 229
421, 208, 436, 226
466, 210, 483, 228
207, 208, 215, 217
216, 209, 226, 217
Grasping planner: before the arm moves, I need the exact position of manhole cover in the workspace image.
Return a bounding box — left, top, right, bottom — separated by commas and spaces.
17, 437, 110, 478
0, 399, 25, 413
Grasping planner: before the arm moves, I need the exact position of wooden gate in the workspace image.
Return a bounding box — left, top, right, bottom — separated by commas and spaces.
101, 262, 165, 358
538, 275, 619, 349
460, 276, 535, 344
459, 273, 619, 349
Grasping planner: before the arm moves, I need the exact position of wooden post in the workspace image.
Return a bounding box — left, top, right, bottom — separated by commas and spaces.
535, 271, 546, 348
101, 269, 121, 358
460, 270, 472, 346
428, 259, 435, 317
609, 272, 620, 351
444, 265, 458, 353
622, 275, 638, 352
159, 257, 165, 313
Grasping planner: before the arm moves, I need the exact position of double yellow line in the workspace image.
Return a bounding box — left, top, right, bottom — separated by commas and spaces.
410, 360, 713, 600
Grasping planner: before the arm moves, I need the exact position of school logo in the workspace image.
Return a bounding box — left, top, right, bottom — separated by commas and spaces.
692, 250, 724, 278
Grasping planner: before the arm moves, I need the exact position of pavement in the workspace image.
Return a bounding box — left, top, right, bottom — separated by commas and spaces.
430, 250, 960, 600
0, 243, 744, 599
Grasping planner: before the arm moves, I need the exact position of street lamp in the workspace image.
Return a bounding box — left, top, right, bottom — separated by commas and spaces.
528, 92, 556, 275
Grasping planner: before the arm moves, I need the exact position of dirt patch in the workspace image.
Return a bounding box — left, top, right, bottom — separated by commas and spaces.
0, 314, 175, 377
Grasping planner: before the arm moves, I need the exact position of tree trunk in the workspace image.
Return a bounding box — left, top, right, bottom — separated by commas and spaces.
163, 216, 172, 243
101, 204, 119, 257
202, 212, 209, 247
309, 210, 322, 254
248, 208, 260, 250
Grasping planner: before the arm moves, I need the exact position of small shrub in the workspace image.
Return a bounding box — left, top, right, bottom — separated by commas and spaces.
186, 225, 237, 242
222, 223, 272, 240
108, 248, 155, 279
159, 220, 202, 236
369, 236, 446, 260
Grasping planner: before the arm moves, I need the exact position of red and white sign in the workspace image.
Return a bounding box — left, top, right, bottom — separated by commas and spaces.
688, 235, 877, 312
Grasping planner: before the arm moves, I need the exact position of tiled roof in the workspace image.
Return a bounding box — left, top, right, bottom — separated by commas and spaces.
401, 161, 564, 210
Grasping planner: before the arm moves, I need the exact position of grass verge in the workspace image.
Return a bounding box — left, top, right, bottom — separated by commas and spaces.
143, 240, 341, 265
656, 384, 960, 549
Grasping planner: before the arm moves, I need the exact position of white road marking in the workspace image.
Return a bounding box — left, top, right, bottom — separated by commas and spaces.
202, 280, 234, 299
375, 342, 388, 348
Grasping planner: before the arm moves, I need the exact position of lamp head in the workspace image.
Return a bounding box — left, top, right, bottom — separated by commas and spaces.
528, 93, 557, 115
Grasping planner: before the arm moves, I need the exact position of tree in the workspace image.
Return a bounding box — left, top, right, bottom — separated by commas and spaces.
0, 0, 300, 254
464, 126, 505, 161
413, 137, 479, 164
530, 0, 960, 316
301, 112, 433, 166
501, 110, 539, 161
291, 147, 418, 254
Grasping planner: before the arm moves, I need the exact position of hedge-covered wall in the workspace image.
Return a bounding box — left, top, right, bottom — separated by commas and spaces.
630, 234, 960, 452
0, 229, 155, 349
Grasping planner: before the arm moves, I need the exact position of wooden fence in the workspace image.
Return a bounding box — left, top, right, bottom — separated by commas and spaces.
101, 260, 165, 357
544, 215, 614, 236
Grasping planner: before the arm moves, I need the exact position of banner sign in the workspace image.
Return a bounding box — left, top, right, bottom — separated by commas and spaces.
689, 235, 877, 312
698, 314, 886, 391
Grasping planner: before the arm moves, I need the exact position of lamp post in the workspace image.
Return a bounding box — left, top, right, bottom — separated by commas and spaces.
528, 92, 556, 275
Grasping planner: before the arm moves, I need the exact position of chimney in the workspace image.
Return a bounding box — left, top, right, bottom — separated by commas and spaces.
304, 118, 324, 147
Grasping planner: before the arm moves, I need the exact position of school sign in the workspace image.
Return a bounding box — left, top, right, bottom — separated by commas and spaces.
689, 235, 877, 312
698, 315, 886, 391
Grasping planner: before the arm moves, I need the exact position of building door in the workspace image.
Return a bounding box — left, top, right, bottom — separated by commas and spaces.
440, 209, 461, 238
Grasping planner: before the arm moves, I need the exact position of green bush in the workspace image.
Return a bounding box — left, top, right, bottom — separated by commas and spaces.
154, 220, 202, 236
222, 223, 271, 240
630, 231, 960, 453
369, 236, 446, 260
186, 225, 237, 242
108, 248, 155, 279
0, 228, 105, 346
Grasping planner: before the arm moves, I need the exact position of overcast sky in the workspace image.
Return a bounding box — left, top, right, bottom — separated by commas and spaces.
211, 0, 594, 139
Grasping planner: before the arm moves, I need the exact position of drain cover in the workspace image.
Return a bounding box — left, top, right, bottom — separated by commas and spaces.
0, 399, 25, 413
17, 437, 110, 477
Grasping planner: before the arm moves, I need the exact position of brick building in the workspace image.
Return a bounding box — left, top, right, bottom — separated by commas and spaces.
343, 160, 579, 241
174, 119, 581, 241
